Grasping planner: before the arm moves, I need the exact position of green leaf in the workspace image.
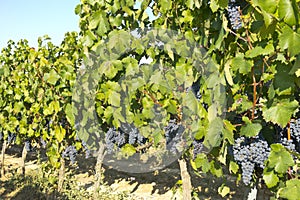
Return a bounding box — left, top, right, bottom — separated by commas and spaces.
278, 179, 300, 200
44, 69, 60, 85
210, 160, 223, 177
224, 61, 234, 86
262, 99, 298, 127
88, 10, 101, 29
120, 144, 136, 158
179, 10, 194, 24
153, 130, 163, 146
268, 144, 294, 173
229, 161, 239, 174
159, 0, 172, 14
65, 103, 75, 127
253, 0, 278, 13
240, 123, 262, 137
279, 26, 300, 56
231, 54, 253, 75
74, 4, 81, 15
108, 91, 120, 107
194, 153, 210, 173
278, 0, 297, 26
263, 170, 279, 188
55, 126, 66, 143
183, 91, 198, 114
210, 0, 219, 12
96, 11, 110, 36
245, 43, 274, 58
204, 117, 223, 149
274, 63, 295, 94
223, 120, 235, 144
108, 30, 131, 53
218, 184, 230, 197
289, 55, 300, 76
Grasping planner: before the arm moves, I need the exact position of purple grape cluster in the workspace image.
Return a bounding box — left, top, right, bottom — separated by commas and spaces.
105, 127, 126, 154
120, 123, 145, 145
279, 137, 296, 152
105, 124, 146, 154
189, 79, 208, 110
62, 145, 77, 164
81, 140, 91, 159
190, 80, 202, 101
192, 140, 204, 159
290, 118, 300, 143
40, 137, 47, 148
0, 132, 3, 141
232, 136, 270, 185
165, 119, 185, 154
228, 0, 243, 30
7, 133, 16, 144
24, 140, 31, 152
277, 123, 300, 153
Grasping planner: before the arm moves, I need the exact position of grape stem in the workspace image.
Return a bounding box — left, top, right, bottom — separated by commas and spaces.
135, 141, 154, 152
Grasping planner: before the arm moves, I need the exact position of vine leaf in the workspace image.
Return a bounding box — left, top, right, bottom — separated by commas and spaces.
278, 179, 300, 200
253, 0, 278, 14
65, 103, 75, 127
44, 69, 60, 85
203, 117, 223, 149
278, 26, 300, 56
278, 0, 297, 26
55, 126, 66, 143
263, 170, 279, 188
262, 99, 298, 127
289, 55, 300, 76
230, 53, 253, 75
245, 43, 274, 58
240, 123, 262, 137
267, 144, 294, 173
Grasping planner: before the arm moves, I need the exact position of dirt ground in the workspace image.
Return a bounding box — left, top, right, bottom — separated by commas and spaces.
0, 145, 273, 200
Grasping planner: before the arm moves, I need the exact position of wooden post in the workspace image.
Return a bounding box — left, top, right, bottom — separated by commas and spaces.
20, 144, 28, 176
94, 142, 106, 199
178, 158, 192, 200
1, 140, 7, 177
58, 158, 66, 192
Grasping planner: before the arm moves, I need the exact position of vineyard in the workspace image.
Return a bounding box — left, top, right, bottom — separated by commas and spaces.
1, 0, 300, 199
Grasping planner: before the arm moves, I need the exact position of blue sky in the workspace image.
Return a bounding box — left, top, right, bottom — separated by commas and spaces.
0, 0, 80, 49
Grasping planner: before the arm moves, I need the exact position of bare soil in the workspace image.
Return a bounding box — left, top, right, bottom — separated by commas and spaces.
0, 145, 273, 200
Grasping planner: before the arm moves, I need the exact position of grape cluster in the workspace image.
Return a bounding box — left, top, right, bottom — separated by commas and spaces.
62, 145, 77, 164
228, 0, 243, 30
81, 140, 91, 159
192, 139, 204, 159
277, 122, 300, 153
279, 137, 296, 152
24, 140, 32, 152
105, 124, 146, 154
7, 133, 16, 144
120, 123, 145, 145
105, 127, 126, 154
190, 80, 202, 101
0, 132, 3, 141
165, 119, 185, 154
232, 136, 270, 185
40, 137, 47, 148
59, 117, 69, 129
290, 118, 300, 143
189, 79, 208, 110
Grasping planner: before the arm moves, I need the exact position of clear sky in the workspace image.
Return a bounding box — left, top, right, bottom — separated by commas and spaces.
0, 0, 80, 49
